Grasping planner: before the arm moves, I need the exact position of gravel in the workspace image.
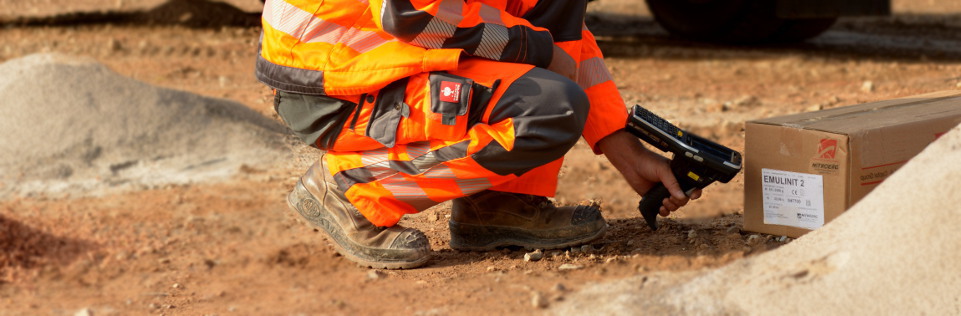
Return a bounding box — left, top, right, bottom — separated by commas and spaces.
524, 249, 544, 262
0, 53, 289, 198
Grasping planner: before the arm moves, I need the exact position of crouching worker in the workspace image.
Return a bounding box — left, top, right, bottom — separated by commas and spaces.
256, 0, 701, 269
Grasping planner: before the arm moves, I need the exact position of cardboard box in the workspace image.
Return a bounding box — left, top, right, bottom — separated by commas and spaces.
744, 90, 961, 237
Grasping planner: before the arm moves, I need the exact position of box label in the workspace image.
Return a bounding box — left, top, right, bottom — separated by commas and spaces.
761, 168, 825, 230
810, 137, 841, 174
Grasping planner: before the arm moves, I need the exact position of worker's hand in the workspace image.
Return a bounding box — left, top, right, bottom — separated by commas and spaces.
597, 130, 702, 216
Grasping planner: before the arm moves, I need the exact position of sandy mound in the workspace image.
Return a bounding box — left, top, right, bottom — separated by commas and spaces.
555, 121, 961, 315
140, 0, 260, 28
0, 53, 288, 198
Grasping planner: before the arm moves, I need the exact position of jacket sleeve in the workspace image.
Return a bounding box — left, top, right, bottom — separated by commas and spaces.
370, 0, 555, 68
550, 25, 629, 154
515, 0, 626, 153
577, 28, 629, 155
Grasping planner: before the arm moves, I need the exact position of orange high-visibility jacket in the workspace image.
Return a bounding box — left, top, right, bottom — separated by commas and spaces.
256, 0, 628, 151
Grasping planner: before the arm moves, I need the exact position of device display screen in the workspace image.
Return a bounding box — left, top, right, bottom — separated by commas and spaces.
689, 134, 741, 166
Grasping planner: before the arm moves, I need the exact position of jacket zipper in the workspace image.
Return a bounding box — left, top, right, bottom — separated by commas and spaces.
349, 93, 366, 131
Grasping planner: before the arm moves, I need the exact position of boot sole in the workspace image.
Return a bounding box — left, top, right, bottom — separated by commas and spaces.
448, 220, 608, 251
286, 181, 430, 270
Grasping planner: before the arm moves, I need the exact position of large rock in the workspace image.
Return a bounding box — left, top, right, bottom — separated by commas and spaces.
555, 122, 961, 315
0, 53, 288, 198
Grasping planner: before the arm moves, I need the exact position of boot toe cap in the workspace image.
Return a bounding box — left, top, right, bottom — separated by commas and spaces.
390, 228, 430, 252
570, 205, 604, 226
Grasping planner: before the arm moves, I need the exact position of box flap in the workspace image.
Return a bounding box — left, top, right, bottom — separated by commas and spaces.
748, 90, 961, 134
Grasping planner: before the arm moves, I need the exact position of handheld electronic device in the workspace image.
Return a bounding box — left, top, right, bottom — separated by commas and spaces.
625, 105, 743, 230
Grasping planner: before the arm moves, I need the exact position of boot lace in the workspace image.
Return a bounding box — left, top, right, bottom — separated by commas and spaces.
520, 194, 554, 210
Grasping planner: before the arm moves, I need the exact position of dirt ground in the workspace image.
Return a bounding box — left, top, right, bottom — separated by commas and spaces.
1, 0, 960, 315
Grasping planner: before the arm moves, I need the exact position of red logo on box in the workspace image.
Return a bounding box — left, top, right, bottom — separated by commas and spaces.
817, 138, 838, 159
439, 81, 461, 103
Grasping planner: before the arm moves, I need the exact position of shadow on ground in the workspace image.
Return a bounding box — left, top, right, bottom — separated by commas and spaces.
588, 12, 961, 62
423, 213, 786, 270
0, 214, 97, 283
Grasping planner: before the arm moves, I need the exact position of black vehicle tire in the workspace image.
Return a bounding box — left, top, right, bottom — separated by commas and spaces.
770, 18, 838, 42
644, 0, 834, 43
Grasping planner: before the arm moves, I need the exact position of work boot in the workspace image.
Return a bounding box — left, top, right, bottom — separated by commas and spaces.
448, 190, 607, 251
286, 161, 430, 269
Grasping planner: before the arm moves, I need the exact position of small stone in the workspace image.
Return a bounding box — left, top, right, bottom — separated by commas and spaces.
486, 266, 498, 272
524, 249, 544, 262
777, 236, 790, 242
107, 38, 122, 52
580, 245, 592, 254
178, 12, 193, 23
427, 213, 439, 222
687, 230, 698, 239
806, 104, 824, 112
74, 308, 93, 316
552, 283, 568, 292
733, 95, 760, 108
367, 270, 384, 280
531, 292, 549, 308
594, 267, 608, 275
861, 81, 875, 93
705, 101, 726, 113
720, 119, 742, 134
558, 264, 583, 271
172, 283, 182, 289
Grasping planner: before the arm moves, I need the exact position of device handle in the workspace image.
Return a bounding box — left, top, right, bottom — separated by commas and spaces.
638, 183, 671, 230
638, 162, 703, 230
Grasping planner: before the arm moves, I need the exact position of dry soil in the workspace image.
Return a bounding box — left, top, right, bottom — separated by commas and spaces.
1, 0, 960, 315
